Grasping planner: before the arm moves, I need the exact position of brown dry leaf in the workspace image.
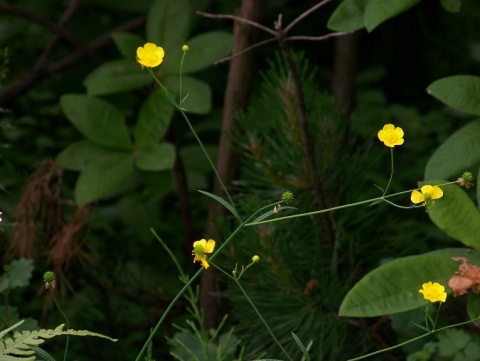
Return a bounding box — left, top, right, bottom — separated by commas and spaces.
448, 257, 480, 296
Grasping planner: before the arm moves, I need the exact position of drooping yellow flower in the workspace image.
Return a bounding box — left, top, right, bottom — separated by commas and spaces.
377, 124, 404, 147
192, 239, 216, 269
136, 43, 165, 68
411, 185, 443, 206
419, 281, 447, 303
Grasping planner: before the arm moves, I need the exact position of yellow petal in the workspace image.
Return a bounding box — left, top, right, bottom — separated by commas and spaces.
411, 190, 425, 204
204, 239, 216, 253
420, 185, 434, 195
200, 257, 210, 269
430, 186, 443, 200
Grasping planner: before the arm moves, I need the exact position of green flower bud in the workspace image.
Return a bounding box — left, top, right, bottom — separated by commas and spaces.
281, 191, 294, 204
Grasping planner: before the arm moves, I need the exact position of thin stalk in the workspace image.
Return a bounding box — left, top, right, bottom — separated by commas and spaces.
147, 69, 241, 222
213, 264, 294, 361
346, 317, 480, 361
245, 181, 457, 227
50, 289, 69, 361
383, 148, 395, 196
134, 224, 245, 361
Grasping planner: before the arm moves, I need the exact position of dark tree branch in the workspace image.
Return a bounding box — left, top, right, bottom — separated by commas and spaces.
0, 15, 145, 106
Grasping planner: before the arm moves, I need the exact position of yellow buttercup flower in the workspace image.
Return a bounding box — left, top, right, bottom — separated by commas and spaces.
419, 281, 447, 303
377, 124, 404, 147
192, 239, 216, 269
411, 185, 443, 206
136, 43, 165, 68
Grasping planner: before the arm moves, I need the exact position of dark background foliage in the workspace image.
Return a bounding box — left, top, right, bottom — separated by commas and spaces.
1, 0, 479, 360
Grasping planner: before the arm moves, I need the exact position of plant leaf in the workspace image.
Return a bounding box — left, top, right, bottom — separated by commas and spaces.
135, 143, 175, 171
181, 31, 233, 74
134, 89, 174, 148
339, 252, 461, 317
162, 75, 211, 114
56, 140, 129, 172
0, 321, 116, 361
146, 0, 190, 71
0, 259, 33, 293
60, 94, 132, 150
424, 120, 480, 180
439, 0, 462, 13
197, 190, 240, 221
112, 32, 145, 58
427, 75, 480, 115
422, 181, 480, 250
364, 0, 420, 32
74, 154, 136, 205
83, 59, 152, 96
327, 0, 369, 32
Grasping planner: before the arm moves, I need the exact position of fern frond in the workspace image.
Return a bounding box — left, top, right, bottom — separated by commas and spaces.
0, 320, 117, 361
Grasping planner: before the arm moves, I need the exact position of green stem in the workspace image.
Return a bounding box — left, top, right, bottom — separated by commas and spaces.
134, 224, 245, 361
213, 264, 293, 361
245, 181, 457, 227
383, 148, 395, 196
50, 289, 69, 361
147, 69, 241, 223
346, 317, 480, 361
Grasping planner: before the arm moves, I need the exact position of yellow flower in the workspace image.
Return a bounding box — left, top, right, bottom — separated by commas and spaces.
411, 185, 443, 206
377, 124, 404, 147
419, 281, 447, 303
252, 255, 260, 263
136, 43, 165, 68
192, 239, 216, 269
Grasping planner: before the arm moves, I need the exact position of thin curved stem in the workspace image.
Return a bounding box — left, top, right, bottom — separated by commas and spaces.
346, 317, 480, 361
213, 263, 294, 361
134, 224, 245, 361
147, 69, 241, 223
383, 148, 395, 196
50, 289, 69, 361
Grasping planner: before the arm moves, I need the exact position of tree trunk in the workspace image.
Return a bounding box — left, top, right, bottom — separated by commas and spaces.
200, 0, 268, 330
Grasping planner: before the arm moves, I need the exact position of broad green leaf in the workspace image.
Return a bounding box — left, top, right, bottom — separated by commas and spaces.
440, 0, 461, 13
83, 59, 152, 96
146, 0, 190, 64
134, 143, 175, 171
56, 140, 128, 171
197, 190, 240, 221
0, 259, 34, 293
467, 293, 480, 324
423, 181, 480, 250
180, 31, 233, 74
60, 94, 132, 150
327, 0, 369, 32
163, 75, 211, 114
364, 0, 420, 32
74, 154, 136, 205
134, 89, 174, 148
112, 32, 145, 59
424, 120, 480, 180
339, 253, 458, 317
427, 75, 480, 115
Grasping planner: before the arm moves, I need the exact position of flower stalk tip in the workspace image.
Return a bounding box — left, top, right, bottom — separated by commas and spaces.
43, 271, 56, 289
252, 255, 260, 263
457, 171, 474, 189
